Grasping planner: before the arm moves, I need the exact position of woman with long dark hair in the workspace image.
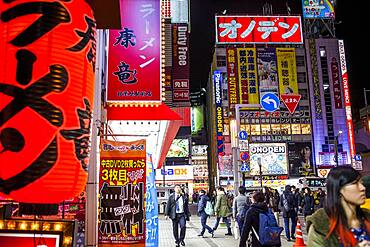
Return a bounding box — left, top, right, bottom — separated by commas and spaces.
307, 166, 370, 246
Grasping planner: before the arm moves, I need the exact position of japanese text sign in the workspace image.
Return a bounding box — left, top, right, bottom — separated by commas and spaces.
237, 48, 259, 104
0, 0, 95, 203
99, 139, 146, 246
216, 15, 303, 44
281, 94, 301, 114
226, 48, 239, 107
214, 71, 225, 156
331, 57, 343, 109
146, 156, 158, 246
276, 48, 298, 95
107, 0, 161, 103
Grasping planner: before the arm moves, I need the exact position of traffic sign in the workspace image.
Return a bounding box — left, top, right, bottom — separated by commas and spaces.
240, 151, 250, 161
240, 162, 250, 172
238, 130, 248, 140
281, 94, 301, 114
260, 93, 280, 112
354, 154, 362, 161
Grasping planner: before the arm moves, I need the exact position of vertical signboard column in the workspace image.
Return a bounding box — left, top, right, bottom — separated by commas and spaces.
99, 140, 146, 246
214, 71, 225, 157
338, 40, 356, 161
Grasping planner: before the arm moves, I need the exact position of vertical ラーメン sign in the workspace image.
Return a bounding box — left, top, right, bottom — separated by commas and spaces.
99, 139, 146, 246
107, 0, 161, 103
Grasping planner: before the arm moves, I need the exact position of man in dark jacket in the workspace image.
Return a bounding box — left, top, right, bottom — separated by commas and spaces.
280, 185, 297, 241
239, 191, 281, 247
165, 184, 191, 247
197, 189, 214, 237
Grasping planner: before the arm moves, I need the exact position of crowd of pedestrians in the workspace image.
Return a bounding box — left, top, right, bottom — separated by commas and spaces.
165, 166, 370, 246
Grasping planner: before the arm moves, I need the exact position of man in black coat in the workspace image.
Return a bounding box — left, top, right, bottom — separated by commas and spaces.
165, 185, 191, 247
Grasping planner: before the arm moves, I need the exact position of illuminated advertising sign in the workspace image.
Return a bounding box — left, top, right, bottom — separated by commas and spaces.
0, 233, 60, 247
227, 48, 239, 107
302, 0, 335, 19
237, 48, 259, 104
214, 71, 225, 155
216, 16, 303, 44
331, 57, 343, 108
257, 48, 279, 98
166, 139, 190, 157
172, 23, 190, 102
308, 39, 323, 119
288, 142, 314, 177
191, 106, 204, 134
99, 139, 146, 246
170, 0, 189, 23
249, 143, 288, 175
155, 165, 193, 180
107, 0, 161, 103
276, 48, 298, 95
338, 40, 356, 159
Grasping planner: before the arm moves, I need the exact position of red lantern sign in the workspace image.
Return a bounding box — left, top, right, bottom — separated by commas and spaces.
0, 0, 96, 203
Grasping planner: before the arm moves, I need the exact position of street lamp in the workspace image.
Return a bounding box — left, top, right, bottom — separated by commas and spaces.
334, 130, 343, 166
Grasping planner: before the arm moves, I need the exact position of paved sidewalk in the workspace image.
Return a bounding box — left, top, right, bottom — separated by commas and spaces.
158, 215, 308, 247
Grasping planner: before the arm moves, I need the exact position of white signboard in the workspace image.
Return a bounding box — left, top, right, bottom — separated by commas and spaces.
155, 165, 193, 181
171, 0, 189, 23
249, 143, 288, 175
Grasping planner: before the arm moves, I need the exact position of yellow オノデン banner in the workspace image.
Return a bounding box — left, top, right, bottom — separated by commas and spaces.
277, 48, 298, 95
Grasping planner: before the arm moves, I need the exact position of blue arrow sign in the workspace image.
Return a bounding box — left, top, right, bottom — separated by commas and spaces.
238, 130, 248, 140
355, 154, 362, 161
260, 93, 280, 112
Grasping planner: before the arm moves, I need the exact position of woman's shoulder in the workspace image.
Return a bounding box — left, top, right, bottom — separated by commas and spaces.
306, 208, 330, 235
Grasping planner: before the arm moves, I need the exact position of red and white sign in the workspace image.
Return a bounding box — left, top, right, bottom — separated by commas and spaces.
107, 0, 162, 103
281, 94, 301, 114
216, 15, 303, 44
338, 40, 356, 159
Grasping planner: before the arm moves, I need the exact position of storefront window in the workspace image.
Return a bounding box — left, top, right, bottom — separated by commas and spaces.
301, 124, 311, 134
280, 124, 291, 135
261, 124, 270, 135
291, 124, 301, 135
250, 124, 261, 136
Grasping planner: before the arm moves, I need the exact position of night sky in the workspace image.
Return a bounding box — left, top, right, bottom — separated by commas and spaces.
189, 0, 366, 118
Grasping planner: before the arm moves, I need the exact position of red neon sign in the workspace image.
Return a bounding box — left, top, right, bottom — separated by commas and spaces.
338, 40, 356, 159
216, 15, 303, 44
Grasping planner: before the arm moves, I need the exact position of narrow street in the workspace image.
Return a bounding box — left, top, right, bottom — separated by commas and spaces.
158, 214, 308, 247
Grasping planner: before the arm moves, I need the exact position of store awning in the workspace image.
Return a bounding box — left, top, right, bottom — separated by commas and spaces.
106, 104, 182, 169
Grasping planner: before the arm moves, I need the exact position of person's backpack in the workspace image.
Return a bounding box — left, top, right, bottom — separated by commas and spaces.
282, 193, 293, 212
252, 209, 283, 246
238, 203, 250, 220
204, 200, 214, 216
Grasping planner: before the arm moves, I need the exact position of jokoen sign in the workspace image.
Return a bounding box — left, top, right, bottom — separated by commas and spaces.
216, 15, 303, 44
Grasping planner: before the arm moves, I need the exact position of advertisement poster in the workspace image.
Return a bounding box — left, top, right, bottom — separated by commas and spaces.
302, 0, 335, 19
276, 48, 298, 95
146, 155, 158, 247
227, 48, 239, 107
219, 155, 233, 176
237, 48, 259, 104
191, 106, 204, 134
107, 0, 161, 102
214, 71, 225, 156
288, 142, 314, 177
0, 233, 60, 247
99, 139, 146, 246
166, 139, 189, 157
257, 48, 279, 98
249, 143, 288, 175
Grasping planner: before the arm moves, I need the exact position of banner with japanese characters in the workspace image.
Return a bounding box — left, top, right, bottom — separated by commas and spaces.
257, 48, 279, 98
237, 48, 259, 104
99, 139, 146, 246
330, 57, 343, 108
145, 155, 158, 247
107, 0, 161, 103
276, 48, 298, 95
172, 23, 190, 102
216, 16, 303, 44
227, 48, 239, 107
